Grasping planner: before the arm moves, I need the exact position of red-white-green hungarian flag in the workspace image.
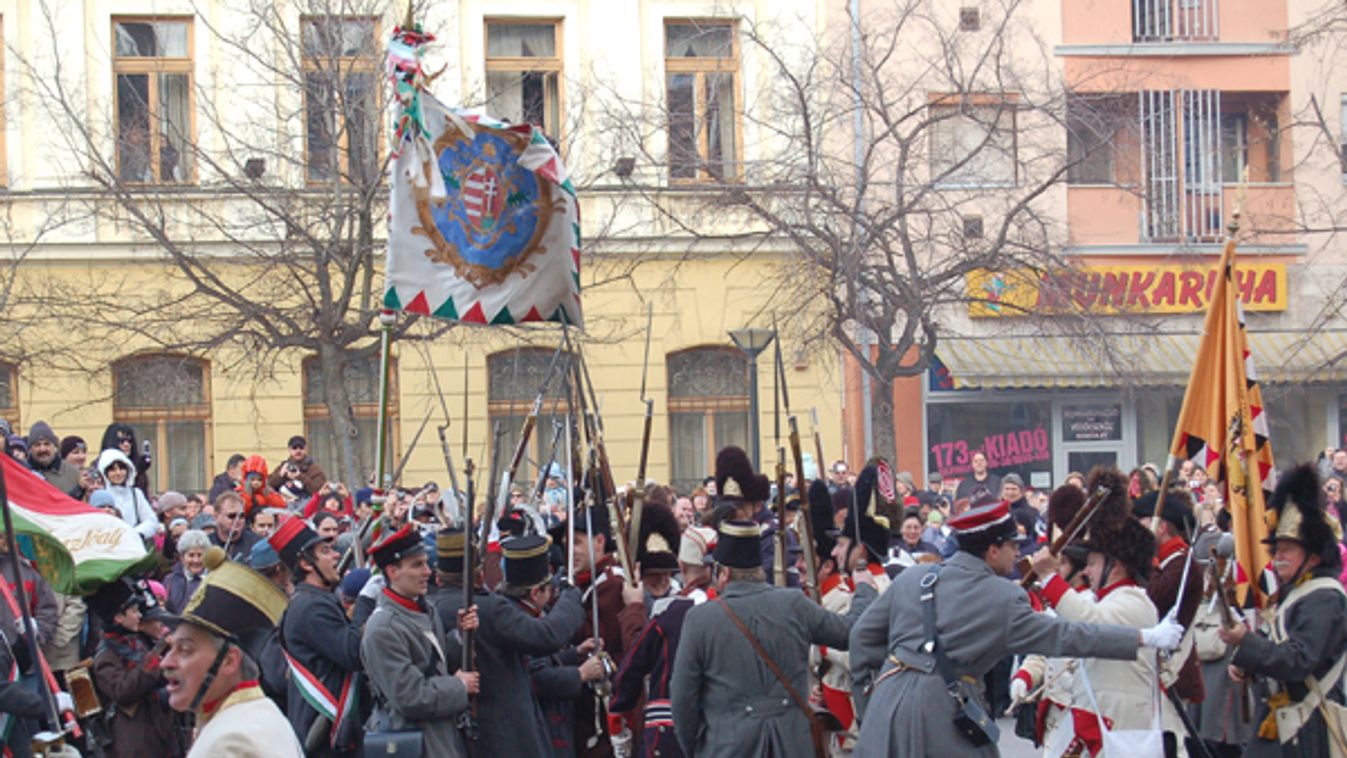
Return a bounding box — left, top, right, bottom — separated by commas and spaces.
382, 24, 581, 328
1, 456, 157, 594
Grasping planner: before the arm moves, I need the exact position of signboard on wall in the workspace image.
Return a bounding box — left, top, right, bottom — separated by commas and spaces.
967, 263, 1287, 318
1062, 403, 1123, 442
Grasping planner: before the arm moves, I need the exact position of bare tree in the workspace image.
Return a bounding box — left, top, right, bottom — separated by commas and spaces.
7, 0, 456, 484
584, 1, 1094, 461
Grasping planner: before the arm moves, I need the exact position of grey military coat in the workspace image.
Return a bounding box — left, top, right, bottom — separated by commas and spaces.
670, 579, 877, 757
359, 589, 470, 758
848, 551, 1141, 758
473, 586, 585, 757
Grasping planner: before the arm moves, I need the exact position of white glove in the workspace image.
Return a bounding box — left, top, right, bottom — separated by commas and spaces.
55, 691, 74, 714
1009, 676, 1029, 703
1140, 617, 1185, 651
13, 617, 38, 639
359, 573, 386, 601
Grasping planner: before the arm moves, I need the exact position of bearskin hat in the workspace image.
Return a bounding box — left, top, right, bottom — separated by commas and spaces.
840, 484, 889, 565
635, 502, 681, 573
1081, 516, 1157, 583
1263, 463, 1342, 568
854, 465, 878, 517
1047, 485, 1087, 532
715, 446, 771, 503
1084, 466, 1133, 537
808, 479, 837, 562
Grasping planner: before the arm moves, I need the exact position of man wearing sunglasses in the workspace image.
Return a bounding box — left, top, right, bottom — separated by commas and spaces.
268, 436, 327, 495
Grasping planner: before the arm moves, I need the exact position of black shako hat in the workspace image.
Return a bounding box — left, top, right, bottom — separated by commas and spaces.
369, 524, 426, 570
502, 534, 552, 588
437, 527, 466, 573
87, 578, 138, 625
1132, 489, 1197, 536
267, 518, 325, 570
712, 520, 763, 570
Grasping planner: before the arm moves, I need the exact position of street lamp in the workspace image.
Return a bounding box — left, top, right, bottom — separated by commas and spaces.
729, 327, 776, 471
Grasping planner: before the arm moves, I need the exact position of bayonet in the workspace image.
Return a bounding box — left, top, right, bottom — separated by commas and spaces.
776, 324, 819, 601
491, 338, 569, 535
628, 303, 655, 564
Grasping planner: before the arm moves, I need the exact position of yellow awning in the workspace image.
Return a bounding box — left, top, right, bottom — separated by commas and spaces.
937, 330, 1347, 390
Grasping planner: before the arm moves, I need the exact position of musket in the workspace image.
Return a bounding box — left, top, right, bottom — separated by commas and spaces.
1018, 485, 1112, 588
627, 304, 655, 564
568, 342, 636, 581
480, 421, 505, 558
457, 458, 479, 741
773, 447, 788, 588
777, 328, 820, 601
532, 420, 566, 504
810, 407, 826, 478
1208, 547, 1251, 723
339, 405, 435, 574
425, 346, 463, 525
492, 339, 569, 531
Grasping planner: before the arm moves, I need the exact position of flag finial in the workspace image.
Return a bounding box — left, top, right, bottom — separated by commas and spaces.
1228, 164, 1250, 235
403, 0, 415, 32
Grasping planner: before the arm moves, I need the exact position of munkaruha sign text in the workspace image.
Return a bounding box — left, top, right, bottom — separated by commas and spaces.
968, 263, 1286, 317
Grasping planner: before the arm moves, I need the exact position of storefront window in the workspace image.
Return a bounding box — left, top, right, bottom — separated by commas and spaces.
926, 400, 1052, 487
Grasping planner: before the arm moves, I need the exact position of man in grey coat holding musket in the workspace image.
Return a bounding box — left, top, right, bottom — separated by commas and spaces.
361, 524, 480, 757
849, 499, 1187, 757
671, 519, 879, 757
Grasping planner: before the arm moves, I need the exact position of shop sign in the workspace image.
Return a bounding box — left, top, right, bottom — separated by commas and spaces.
967, 263, 1286, 318
929, 426, 1051, 477
1062, 403, 1122, 442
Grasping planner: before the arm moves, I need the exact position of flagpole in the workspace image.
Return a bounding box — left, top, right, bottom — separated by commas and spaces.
0, 464, 61, 736
362, 308, 398, 568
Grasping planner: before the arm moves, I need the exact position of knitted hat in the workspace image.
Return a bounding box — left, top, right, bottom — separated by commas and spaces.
26, 421, 57, 447
59, 436, 86, 459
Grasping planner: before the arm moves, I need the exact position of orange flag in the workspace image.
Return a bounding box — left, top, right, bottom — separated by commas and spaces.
1166, 211, 1273, 604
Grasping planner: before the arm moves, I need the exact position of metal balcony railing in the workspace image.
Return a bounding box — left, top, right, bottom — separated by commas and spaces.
1132, 0, 1219, 42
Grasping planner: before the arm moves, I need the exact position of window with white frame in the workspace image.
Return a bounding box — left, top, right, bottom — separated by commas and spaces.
930, 101, 1017, 187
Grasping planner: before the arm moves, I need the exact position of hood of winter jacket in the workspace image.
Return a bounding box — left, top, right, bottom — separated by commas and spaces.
241, 454, 270, 481
96, 448, 137, 480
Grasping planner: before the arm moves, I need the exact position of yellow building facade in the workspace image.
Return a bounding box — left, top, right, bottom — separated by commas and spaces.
0, 0, 850, 495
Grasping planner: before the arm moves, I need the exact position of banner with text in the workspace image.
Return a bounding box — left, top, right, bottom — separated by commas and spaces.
968, 263, 1286, 318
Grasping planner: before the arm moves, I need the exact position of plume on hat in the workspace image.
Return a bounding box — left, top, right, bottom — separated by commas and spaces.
1266, 463, 1340, 566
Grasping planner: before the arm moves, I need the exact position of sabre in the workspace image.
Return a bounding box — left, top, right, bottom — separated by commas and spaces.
776, 324, 819, 601
627, 304, 655, 565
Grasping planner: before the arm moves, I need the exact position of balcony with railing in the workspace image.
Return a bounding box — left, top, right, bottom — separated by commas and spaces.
1132, 0, 1219, 42
1065, 89, 1296, 249
1061, 0, 1289, 48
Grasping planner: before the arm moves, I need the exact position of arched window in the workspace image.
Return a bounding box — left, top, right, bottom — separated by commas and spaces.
112, 354, 210, 492
487, 347, 571, 490
302, 354, 398, 483
667, 346, 749, 491
0, 361, 18, 431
